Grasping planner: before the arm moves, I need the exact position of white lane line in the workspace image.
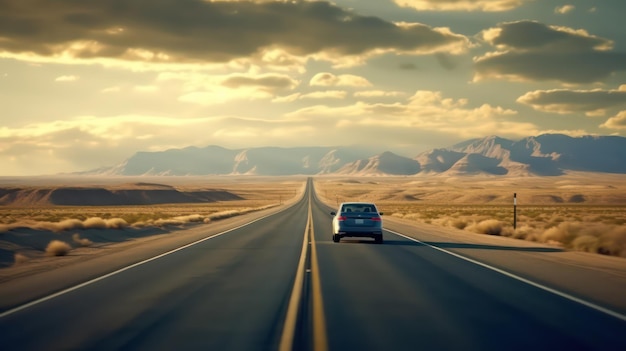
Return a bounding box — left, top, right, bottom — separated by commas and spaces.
0, 212, 281, 319
387, 229, 626, 323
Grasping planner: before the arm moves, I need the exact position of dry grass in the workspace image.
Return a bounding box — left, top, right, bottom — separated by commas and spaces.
315, 174, 626, 258
0, 178, 304, 232
0, 203, 266, 231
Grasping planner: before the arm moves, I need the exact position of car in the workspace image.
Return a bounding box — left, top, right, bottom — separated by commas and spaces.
330, 202, 384, 243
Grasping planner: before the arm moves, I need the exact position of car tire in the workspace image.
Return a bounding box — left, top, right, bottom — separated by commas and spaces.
332, 234, 340, 243
375, 235, 383, 244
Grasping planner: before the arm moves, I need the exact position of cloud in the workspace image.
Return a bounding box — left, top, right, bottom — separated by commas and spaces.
101, 86, 121, 93
600, 111, 626, 130
394, 0, 532, 12
435, 53, 457, 70
158, 72, 299, 105
299, 90, 348, 100
517, 86, 626, 116
480, 21, 612, 51
475, 21, 626, 83
221, 74, 299, 90
272, 93, 301, 103
310, 73, 372, 87
276, 90, 563, 153
354, 90, 405, 98
55, 75, 79, 82
133, 85, 159, 93
178, 89, 268, 105
399, 62, 418, 70
0, 0, 469, 69
271, 89, 351, 102
285, 90, 536, 140
555, 5, 575, 14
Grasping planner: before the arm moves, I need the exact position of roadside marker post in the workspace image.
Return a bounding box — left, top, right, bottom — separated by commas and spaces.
513, 193, 517, 230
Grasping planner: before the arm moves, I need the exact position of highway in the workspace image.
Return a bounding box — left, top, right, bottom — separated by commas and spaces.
1, 179, 626, 350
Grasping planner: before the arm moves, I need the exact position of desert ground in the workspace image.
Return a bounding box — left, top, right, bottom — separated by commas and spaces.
1, 173, 625, 282
314, 172, 626, 258
0, 176, 306, 277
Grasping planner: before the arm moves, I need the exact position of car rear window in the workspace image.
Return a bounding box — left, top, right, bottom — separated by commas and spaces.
342, 205, 376, 213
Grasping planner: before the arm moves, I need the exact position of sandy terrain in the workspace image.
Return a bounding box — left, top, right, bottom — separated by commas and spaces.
314, 172, 626, 258
314, 172, 626, 205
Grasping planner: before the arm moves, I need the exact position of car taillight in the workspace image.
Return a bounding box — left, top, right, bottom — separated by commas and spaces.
337, 216, 347, 221
370, 216, 381, 221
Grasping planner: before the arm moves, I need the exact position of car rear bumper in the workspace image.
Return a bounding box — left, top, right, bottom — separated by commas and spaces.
336, 231, 383, 238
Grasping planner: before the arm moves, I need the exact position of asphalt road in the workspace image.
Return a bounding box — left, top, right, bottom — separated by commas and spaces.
1, 179, 625, 350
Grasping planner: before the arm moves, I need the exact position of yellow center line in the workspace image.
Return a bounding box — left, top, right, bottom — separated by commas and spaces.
309, 191, 329, 351
278, 198, 310, 351
279, 185, 329, 351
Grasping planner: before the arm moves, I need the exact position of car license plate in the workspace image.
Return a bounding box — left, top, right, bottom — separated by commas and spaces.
355, 219, 364, 224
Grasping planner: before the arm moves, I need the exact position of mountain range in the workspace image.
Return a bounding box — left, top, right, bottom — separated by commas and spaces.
83, 134, 626, 177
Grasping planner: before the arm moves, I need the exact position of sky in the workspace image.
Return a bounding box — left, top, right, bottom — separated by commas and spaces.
1, 0, 626, 176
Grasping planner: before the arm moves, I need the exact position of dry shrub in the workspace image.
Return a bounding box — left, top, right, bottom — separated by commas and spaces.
83, 217, 107, 229
431, 217, 469, 230
56, 219, 85, 231
572, 235, 599, 253
450, 218, 468, 230
467, 219, 512, 236
105, 218, 128, 229
34, 219, 83, 232
511, 225, 538, 241
538, 222, 626, 257
131, 220, 150, 228
174, 214, 205, 223
83, 217, 128, 229
14, 253, 29, 265
545, 215, 565, 229
582, 215, 602, 223
540, 222, 582, 246
209, 210, 245, 220
402, 213, 422, 221
45, 240, 72, 256
73, 233, 93, 247
154, 218, 186, 227
151, 214, 207, 227
1, 217, 130, 232
596, 226, 626, 257
134, 207, 273, 227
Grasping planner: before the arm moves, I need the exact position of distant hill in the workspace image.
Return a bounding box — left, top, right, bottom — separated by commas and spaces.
440, 134, 626, 176
82, 134, 626, 176
0, 183, 242, 206
336, 152, 421, 176
82, 146, 376, 176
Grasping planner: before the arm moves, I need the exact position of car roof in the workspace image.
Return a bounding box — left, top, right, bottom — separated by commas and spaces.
340, 202, 377, 206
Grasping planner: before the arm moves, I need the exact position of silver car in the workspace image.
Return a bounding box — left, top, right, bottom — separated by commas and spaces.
330, 202, 383, 243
